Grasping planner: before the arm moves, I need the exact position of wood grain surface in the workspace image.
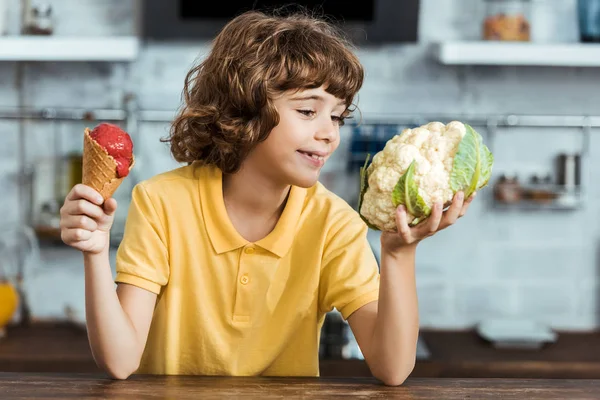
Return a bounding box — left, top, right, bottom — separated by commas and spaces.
1, 373, 599, 399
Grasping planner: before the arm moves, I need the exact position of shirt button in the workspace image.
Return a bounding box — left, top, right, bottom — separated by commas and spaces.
244, 247, 255, 254
240, 275, 250, 285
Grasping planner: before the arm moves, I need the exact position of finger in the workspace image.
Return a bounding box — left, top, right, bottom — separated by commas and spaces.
395, 205, 412, 243
67, 184, 104, 206
60, 215, 98, 231
418, 202, 443, 237
64, 241, 91, 252
61, 228, 93, 243
460, 191, 477, 217
466, 191, 477, 204
440, 192, 464, 229
62, 199, 105, 220
103, 198, 118, 217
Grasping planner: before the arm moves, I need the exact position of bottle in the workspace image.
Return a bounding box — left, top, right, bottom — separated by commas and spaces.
555, 153, 581, 192
579, 0, 600, 42
24, 3, 54, 35
0, 0, 8, 35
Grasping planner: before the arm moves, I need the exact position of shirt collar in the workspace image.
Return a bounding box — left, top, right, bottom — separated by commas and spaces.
198, 163, 306, 258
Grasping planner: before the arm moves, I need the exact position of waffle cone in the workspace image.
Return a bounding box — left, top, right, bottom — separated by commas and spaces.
82, 128, 135, 201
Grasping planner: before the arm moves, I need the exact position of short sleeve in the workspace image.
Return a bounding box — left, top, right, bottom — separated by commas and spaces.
115, 183, 170, 295
319, 214, 380, 320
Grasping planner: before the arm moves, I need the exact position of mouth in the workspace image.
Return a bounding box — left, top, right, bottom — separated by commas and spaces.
296, 150, 327, 168
297, 150, 326, 161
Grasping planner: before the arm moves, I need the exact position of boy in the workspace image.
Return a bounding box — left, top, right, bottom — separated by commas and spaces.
60, 10, 474, 385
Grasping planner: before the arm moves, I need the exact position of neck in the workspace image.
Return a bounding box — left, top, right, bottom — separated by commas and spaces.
222, 165, 290, 221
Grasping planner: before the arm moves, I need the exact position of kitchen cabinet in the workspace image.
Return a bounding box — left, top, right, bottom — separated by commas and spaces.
4, 323, 600, 379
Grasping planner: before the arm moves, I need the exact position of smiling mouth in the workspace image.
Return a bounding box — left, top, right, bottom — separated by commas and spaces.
297, 150, 326, 161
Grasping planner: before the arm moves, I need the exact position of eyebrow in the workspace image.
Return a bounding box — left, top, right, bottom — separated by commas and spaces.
290, 94, 346, 107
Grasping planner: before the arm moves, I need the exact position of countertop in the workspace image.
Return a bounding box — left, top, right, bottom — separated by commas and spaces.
2, 373, 599, 399
4, 323, 600, 379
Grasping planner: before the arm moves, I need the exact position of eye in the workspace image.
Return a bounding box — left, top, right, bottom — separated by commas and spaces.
331, 115, 346, 126
297, 109, 315, 117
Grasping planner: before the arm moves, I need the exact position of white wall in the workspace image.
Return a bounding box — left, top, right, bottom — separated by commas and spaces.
0, 0, 598, 330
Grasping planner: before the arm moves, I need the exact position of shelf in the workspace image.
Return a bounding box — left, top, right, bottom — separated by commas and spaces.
493, 201, 581, 211
0, 36, 140, 62
435, 41, 600, 67
34, 225, 61, 240
493, 195, 582, 211
492, 184, 583, 211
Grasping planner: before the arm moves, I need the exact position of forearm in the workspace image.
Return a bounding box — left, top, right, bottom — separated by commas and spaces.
84, 247, 141, 379
369, 245, 419, 384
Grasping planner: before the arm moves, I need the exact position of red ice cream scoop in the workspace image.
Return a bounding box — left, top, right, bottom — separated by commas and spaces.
89, 123, 133, 178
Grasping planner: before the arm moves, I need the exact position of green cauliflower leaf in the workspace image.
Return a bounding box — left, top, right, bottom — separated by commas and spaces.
450, 124, 493, 198
392, 160, 431, 226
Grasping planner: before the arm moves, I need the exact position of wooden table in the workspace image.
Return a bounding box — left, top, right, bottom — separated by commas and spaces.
1, 373, 599, 399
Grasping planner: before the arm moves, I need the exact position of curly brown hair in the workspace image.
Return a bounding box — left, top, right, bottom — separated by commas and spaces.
162, 9, 364, 174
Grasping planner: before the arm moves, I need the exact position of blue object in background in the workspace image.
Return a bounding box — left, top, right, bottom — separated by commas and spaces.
346, 123, 417, 173
579, 0, 600, 42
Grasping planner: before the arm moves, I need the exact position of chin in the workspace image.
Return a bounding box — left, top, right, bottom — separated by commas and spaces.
289, 172, 320, 188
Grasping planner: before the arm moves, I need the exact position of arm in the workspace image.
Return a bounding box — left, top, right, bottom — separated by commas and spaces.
347, 246, 418, 386
85, 249, 157, 380
60, 184, 158, 379
348, 191, 475, 386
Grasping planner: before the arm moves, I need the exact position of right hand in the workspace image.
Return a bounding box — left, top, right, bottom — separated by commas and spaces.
60, 184, 118, 254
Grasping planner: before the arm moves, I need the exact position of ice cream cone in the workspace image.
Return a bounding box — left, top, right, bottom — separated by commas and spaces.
82, 128, 135, 201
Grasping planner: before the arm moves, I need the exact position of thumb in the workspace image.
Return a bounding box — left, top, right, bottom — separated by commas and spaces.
103, 198, 118, 216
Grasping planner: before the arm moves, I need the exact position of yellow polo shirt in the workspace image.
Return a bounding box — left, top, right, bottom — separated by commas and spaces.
115, 162, 380, 376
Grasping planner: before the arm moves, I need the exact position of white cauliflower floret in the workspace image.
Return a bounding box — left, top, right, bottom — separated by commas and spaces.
361, 187, 397, 232
360, 121, 467, 230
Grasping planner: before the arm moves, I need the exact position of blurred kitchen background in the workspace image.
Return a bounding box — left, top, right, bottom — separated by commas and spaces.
1, 0, 600, 378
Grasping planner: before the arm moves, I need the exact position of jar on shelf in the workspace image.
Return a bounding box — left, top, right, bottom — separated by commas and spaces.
579, 0, 600, 42
483, 0, 531, 41
493, 174, 523, 203
23, 3, 54, 35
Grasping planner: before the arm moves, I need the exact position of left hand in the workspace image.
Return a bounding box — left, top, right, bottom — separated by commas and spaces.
381, 191, 476, 254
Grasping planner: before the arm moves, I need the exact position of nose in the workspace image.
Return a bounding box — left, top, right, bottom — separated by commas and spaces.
315, 117, 339, 144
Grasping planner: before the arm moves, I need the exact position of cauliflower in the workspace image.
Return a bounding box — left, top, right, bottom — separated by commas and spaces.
358, 121, 493, 231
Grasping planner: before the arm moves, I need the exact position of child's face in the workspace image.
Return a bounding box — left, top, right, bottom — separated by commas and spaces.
245, 86, 347, 188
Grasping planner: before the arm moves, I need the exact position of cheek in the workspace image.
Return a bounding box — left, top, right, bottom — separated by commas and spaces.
331, 135, 341, 151
254, 130, 289, 159
269, 124, 301, 151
